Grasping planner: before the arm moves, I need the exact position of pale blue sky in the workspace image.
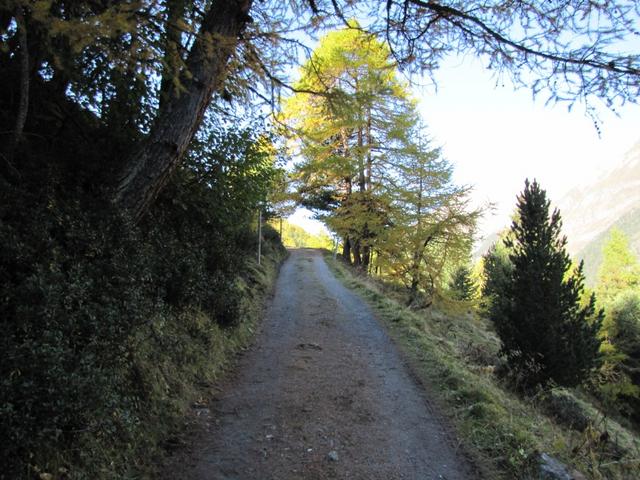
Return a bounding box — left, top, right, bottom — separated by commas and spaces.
416, 54, 640, 240
288, 47, 640, 241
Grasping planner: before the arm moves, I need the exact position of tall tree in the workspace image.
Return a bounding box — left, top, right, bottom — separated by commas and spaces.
377, 133, 478, 303
490, 180, 603, 388
284, 23, 416, 266
597, 228, 640, 306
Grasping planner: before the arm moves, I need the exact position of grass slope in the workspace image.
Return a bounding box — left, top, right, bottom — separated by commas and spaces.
325, 254, 640, 480
26, 241, 287, 480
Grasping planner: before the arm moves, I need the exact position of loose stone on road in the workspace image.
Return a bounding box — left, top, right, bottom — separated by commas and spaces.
161, 249, 478, 480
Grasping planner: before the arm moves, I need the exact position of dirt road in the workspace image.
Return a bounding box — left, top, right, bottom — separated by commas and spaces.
162, 249, 478, 479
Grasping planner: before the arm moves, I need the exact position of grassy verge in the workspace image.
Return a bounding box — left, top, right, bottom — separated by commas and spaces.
325, 254, 640, 480
27, 241, 287, 480
129, 241, 287, 479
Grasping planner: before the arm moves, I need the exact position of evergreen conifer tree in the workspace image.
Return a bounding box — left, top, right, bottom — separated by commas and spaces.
482, 239, 513, 302
490, 180, 603, 388
449, 265, 477, 301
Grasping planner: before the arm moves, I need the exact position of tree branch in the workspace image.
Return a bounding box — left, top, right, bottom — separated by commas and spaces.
406, 0, 640, 76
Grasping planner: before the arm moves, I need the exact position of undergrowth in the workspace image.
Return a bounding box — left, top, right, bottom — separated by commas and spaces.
325, 254, 640, 479
0, 181, 286, 479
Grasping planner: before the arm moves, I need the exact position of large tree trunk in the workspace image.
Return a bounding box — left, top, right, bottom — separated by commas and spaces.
5, 7, 29, 169
159, 0, 186, 113
366, 109, 372, 191
362, 244, 370, 270
357, 125, 365, 192
408, 250, 421, 304
342, 236, 352, 263
113, 0, 253, 221
352, 240, 362, 267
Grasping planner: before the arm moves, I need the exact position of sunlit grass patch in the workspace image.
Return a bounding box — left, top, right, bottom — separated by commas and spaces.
325, 254, 640, 479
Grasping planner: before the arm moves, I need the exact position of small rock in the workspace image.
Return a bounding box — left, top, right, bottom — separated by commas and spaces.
296, 342, 322, 351
328, 450, 339, 462
538, 452, 581, 480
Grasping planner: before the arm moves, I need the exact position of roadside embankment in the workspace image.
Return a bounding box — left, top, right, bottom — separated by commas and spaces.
325, 254, 640, 480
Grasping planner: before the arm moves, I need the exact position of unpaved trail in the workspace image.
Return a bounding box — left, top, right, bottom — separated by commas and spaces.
161, 249, 478, 479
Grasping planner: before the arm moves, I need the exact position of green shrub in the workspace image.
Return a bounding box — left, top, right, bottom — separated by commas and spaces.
0, 122, 286, 478
598, 291, 640, 425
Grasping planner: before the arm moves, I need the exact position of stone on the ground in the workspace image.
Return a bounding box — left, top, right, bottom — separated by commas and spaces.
538, 453, 585, 480
544, 389, 590, 431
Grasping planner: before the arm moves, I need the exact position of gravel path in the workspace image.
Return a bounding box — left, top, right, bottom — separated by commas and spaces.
161, 249, 478, 479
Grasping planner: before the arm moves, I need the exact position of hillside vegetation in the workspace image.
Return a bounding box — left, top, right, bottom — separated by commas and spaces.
579, 207, 640, 286
273, 219, 334, 249
327, 254, 640, 479
2, 2, 640, 478
0, 105, 288, 477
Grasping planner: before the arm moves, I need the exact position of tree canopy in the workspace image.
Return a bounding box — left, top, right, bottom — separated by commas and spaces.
3, 1, 639, 218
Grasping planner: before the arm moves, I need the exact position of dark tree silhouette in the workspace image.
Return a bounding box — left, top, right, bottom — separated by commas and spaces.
489, 180, 603, 388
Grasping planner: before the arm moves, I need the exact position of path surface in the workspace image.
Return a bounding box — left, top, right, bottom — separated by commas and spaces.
161, 249, 478, 480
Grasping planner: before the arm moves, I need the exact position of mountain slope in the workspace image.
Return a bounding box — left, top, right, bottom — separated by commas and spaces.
558, 140, 640, 255
577, 206, 640, 286
475, 140, 640, 277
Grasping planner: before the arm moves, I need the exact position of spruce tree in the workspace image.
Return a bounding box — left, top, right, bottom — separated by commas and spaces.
490, 180, 603, 388
449, 265, 477, 301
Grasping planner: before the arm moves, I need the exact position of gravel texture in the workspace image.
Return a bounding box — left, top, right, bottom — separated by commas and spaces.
160, 249, 479, 480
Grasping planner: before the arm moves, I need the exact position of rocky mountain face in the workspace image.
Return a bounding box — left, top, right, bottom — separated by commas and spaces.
475, 140, 640, 285
558, 140, 640, 256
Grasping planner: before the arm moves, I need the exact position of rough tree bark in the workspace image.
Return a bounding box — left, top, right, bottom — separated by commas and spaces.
6, 8, 29, 166
158, 0, 186, 114
342, 236, 351, 263
352, 240, 362, 266
113, 0, 253, 221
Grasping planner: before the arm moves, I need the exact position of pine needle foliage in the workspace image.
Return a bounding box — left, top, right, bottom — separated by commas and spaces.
489, 180, 603, 389
449, 265, 477, 301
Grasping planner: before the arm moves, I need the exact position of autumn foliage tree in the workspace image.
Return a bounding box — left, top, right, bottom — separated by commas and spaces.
283, 25, 478, 302
284, 22, 416, 267
597, 228, 640, 305
594, 230, 640, 423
